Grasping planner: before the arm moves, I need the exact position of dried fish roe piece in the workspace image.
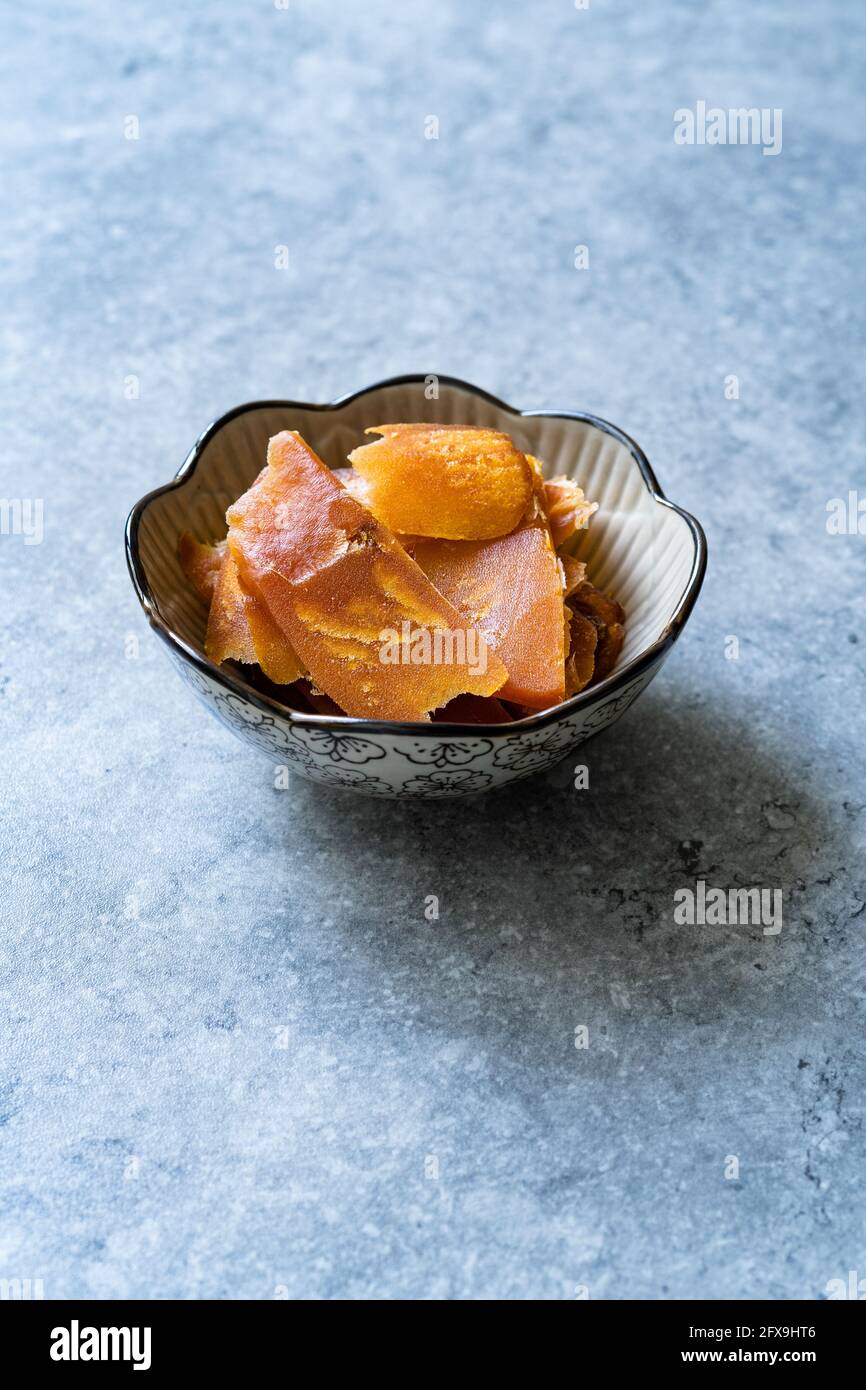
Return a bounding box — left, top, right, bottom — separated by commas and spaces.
205, 548, 305, 685
349, 424, 533, 540
205, 549, 258, 667
412, 490, 566, 710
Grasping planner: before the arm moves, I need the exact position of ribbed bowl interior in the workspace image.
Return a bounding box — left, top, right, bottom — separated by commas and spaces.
136, 381, 697, 693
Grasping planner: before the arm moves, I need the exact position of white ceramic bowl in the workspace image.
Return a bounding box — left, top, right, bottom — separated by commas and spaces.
126, 375, 706, 797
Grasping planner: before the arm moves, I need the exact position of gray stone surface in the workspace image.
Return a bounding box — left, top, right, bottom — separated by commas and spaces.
1, 0, 864, 1300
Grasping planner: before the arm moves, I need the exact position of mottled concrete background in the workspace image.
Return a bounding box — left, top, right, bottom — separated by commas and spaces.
1, 0, 864, 1300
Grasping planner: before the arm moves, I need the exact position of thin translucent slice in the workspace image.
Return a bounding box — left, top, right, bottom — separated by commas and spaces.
206, 550, 258, 666
206, 549, 304, 684
536, 469, 598, 549
560, 554, 587, 598
178, 532, 226, 603
412, 504, 566, 710
228, 431, 507, 721
244, 589, 306, 685
349, 424, 533, 540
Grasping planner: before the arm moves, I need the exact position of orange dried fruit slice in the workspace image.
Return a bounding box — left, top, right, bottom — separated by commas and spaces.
227, 431, 507, 721
348, 424, 533, 539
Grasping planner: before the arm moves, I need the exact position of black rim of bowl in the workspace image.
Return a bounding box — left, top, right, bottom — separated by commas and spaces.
125, 373, 708, 737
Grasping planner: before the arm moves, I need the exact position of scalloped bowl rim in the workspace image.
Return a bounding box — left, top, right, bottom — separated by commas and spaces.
125, 374, 707, 737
